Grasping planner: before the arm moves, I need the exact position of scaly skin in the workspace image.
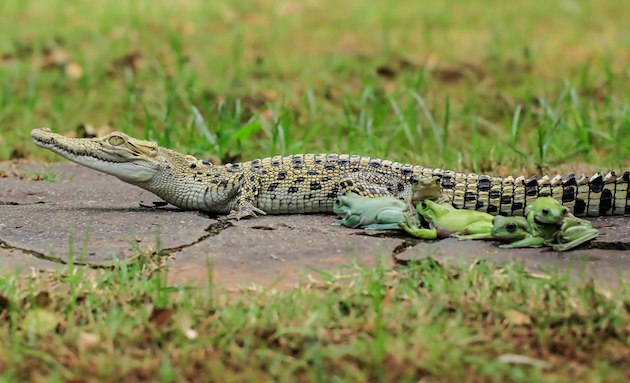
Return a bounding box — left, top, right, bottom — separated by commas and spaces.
31, 128, 630, 219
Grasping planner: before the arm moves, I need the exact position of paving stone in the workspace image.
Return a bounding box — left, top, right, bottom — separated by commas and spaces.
0, 247, 62, 274
0, 162, 213, 265
395, 238, 630, 287
2, 161, 629, 288
166, 215, 401, 287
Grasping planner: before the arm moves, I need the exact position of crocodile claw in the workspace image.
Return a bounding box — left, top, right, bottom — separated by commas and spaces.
227, 206, 267, 220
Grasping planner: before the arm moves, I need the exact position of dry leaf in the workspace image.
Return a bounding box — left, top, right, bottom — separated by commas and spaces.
376, 65, 396, 79
497, 354, 550, 368
77, 331, 101, 351
503, 309, 532, 326
149, 307, 173, 329
41, 46, 68, 69
260, 89, 278, 102
176, 313, 198, 340
0, 294, 9, 312
260, 108, 274, 122
33, 291, 52, 308
23, 308, 59, 335
111, 52, 144, 72
497, 165, 511, 178
65, 62, 83, 79
384, 81, 396, 93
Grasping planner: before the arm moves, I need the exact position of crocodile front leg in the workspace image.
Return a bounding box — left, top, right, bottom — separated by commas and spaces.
227, 171, 267, 219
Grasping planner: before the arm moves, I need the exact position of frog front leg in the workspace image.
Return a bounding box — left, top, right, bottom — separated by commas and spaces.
399, 214, 438, 239
499, 234, 546, 249
338, 214, 363, 228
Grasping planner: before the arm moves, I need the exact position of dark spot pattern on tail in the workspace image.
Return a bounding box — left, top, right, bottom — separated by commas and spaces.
477, 176, 492, 192
562, 186, 575, 203
574, 198, 586, 215
589, 174, 604, 193
599, 188, 612, 215
563, 174, 577, 186
441, 174, 455, 189
525, 176, 538, 196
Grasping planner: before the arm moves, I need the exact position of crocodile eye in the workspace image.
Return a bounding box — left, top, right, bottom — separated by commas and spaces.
506, 222, 517, 232
108, 135, 125, 146
542, 208, 549, 216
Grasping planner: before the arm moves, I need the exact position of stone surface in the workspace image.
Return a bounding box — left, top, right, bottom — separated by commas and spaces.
0, 247, 62, 275
0, 162, 213, 265
166, 215, 400, 287
394, 237, 630, 287
1, 162, 629, 288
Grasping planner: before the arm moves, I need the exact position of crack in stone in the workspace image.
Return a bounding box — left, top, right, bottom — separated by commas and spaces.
0, 220, 233, 271
0, 201, 46, 206
0, 238, 113, 269
159, 220, 232, 256
590, 242, 630, 251
352, 230, 412, 240
391, 239, 424, 266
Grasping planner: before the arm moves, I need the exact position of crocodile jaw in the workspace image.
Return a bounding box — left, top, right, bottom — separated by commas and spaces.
31, 128, 160, 183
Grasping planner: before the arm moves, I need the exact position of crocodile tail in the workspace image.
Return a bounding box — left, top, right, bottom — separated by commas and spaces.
429, 169, 629, 217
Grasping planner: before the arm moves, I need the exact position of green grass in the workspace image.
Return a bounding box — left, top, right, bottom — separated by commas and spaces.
1, 0, 629, 173
1, 0, 630, 380
0, 261, 628, 382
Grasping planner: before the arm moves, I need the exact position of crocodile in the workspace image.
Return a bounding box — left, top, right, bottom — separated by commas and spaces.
31, 128, 630, 219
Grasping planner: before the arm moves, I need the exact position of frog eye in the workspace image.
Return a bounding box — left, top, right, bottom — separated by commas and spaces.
563, 208, 569, 215
108, 135, 125, 146
506, 222, 517, 232
541, 208, 549, 216
421, 201, 427, 209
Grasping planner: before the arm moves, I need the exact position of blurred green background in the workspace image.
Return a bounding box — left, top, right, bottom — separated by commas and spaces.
1, 0, 629, 174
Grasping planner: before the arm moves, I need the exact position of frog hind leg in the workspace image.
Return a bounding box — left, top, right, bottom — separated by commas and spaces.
454, 221, 494, 240
363, 210, 407, 230
399, 218, 438, 239
552, 229, 599, 252
364, 223, 404, 230
338, 215, 362, 228
498, 235, 546, 249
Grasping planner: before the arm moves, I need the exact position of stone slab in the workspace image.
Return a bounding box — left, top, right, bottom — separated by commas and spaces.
0, 247, 62, 275
0, 162, 213, 265
1, 161, 629, 288
166, 215, 402, 287
395, 238, 630, 287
